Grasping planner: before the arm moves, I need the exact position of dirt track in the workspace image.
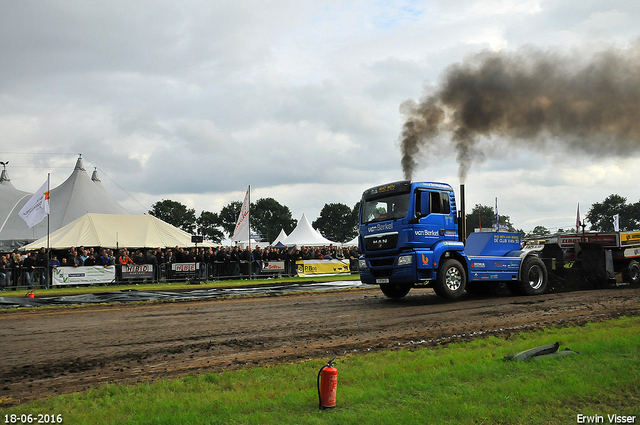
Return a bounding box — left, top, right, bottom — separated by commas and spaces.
1, 285, 639, 405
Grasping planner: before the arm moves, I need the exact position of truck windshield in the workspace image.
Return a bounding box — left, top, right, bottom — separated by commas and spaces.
361, 193, 410, 224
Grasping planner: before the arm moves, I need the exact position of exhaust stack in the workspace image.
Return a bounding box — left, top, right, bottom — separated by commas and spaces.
459, 184, 467, 244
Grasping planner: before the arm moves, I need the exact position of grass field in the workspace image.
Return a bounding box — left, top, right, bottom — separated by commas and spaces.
3, 316, 638, 424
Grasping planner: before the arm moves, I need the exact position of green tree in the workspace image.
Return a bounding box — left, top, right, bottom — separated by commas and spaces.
465, 204, 515, 237
586, 194, 640, 231
218, 201, 243, 238
149, 199, 196, 233
196, 211, 225, 244
526, 226, 550, 238
313, 203, 358, 243
251, 198, 297, 243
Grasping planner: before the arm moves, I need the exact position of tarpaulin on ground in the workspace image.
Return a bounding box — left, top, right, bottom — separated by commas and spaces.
0, 280, 371, 309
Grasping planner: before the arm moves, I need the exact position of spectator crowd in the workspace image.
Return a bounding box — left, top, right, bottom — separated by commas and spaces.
0, 244, 360, 290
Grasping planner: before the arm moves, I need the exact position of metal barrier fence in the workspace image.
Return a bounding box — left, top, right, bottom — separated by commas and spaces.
0, 266, 48, 291
0, 259, 362, 290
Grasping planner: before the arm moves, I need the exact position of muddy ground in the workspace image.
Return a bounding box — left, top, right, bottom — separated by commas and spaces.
1, 285, 639, 405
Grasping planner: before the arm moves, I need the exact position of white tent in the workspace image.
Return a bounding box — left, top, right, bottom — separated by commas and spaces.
21, 213, 217, 250
343, 235, 359, 247
271, 229, 288, 246
282, 213, 338, 247
0, 156, 129, 250
0, 168, 34, 250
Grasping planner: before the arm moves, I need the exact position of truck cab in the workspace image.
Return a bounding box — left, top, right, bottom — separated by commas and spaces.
358, 180, 547, 300
358, 181, 465, 298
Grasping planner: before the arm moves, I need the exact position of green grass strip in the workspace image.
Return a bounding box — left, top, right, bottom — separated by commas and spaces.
4, 316, 639, 424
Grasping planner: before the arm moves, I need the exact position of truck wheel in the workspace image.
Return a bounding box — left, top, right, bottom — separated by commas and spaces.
518, 256, 548, 295
434, 259, 466, 299
380, 284, 411, 299
623, 260, 640, 286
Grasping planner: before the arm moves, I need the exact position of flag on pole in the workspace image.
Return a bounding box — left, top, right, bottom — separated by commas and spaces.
576, 203, 581, 232
19, 176, 50, 228
493, 197, 499, 230
232, 186, 250, 243
613, 214, 620, 232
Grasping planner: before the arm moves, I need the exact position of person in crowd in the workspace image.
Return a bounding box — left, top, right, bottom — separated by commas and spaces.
79, 248, 88, 264
145, 249, 159, 281
213, 247, 225, 278
252, 246, 263, 277
60, 257, 69, 266
11, 252, 23, 290
49, 255, 60, 269
164, 249, 176, 281
132, 250, 144, 265
98, 249, 110, 267
118, 249, 133, 265
83, 253, 97, 266
0, 254, 8, 289
22, 251, 37, 289
239, 246, 252, 278
204, 247, 214, 279
36, 248, 48, 286
71, 250, 83, 267
228, 246, 239, 277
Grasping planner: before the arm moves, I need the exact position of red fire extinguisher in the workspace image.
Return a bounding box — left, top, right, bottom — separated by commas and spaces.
317, 355, 338, 409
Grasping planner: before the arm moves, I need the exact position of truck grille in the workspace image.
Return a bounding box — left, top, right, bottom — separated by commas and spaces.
364, 233, 398, 251
370, 258, 395, 267
371, 269, 393, 278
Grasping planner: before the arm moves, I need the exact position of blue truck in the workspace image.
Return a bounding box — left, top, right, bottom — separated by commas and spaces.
357, 180, 548, 299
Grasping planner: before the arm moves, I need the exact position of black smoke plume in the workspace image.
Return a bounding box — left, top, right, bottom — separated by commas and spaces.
400, 43, 640, 182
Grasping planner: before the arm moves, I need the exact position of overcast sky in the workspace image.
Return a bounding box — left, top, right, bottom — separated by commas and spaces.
1, 0, 639, 237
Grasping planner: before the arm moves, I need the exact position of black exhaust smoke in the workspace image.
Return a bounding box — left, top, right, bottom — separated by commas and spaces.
400, 42, 640, 181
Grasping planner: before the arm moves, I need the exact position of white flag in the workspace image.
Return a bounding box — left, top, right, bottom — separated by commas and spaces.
613, 214, 620, 232
19, 176, 50, 228
232, 186, 250, 242
576, 203, 581, 232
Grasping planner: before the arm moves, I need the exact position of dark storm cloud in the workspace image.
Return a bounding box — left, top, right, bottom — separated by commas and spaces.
400, 42, 640, 181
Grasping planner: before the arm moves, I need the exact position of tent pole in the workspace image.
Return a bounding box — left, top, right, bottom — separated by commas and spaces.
46, 173, 50, 289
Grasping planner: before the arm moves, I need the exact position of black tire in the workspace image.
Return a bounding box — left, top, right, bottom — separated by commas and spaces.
434, 259, 466, 299
380, 283, 411, 299
622, 260, 640, 286
518, 256, 548, 295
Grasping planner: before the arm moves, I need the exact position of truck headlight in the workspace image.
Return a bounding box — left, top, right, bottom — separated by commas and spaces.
358, 259, 368, 270
397, 255, 413, 266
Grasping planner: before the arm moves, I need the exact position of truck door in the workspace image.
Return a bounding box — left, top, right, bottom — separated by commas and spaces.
414, 190, 452, 244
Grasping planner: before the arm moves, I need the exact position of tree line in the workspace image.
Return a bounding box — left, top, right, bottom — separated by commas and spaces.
148, 198, 360, 244
149, 193, 639, 244
466, 194, 640, 238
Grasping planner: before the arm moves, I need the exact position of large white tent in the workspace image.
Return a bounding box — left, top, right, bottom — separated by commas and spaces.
0, 156, 128, 251
0, 167, 33, 250
282, 213, 337, 247
22, 213, 217, 250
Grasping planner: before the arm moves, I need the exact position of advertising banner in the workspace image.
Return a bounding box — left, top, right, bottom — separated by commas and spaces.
261, 261, 286, 273
52, 266, 116, 286
296, 259, 350, 277
122, 264, 155, 280
171, 263, 200, 275
620, 231, 640, 247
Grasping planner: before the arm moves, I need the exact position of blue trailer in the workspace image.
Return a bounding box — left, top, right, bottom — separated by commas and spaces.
358, 180, 547, 299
